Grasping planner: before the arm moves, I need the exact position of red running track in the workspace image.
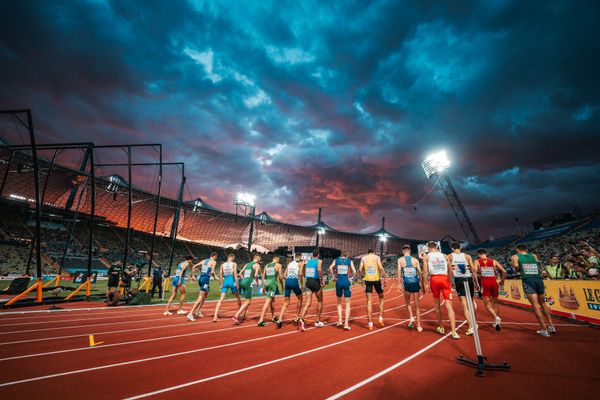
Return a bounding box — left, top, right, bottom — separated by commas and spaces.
0, 281, 598, 400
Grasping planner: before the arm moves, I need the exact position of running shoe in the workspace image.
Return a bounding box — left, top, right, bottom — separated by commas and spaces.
194, 311, 203, 318
466, 327, 474, 336
368, 322, 374, 331
343, 325, 351, 331
276, 320, 283, 329
407, 318, 415, 329
177, 309, 187, 315
298, 318, 306, 332
163, 311, 173, 316
271, 314, 279, 322
493, 316, 502, 331
232, 317, 240, 325
537, 329, 550, 337
315, 321, 325, 328
416, 326, 423, 333
436, 326, 445, 335
378, 318, 385, 328
186, 313, 196, 322
257, 321, 268, 327
547, 325, 557, 334
336, 321, 343, 327
212, 318, 219, 323
451, 331, 460, 340
293, 318, 299, 326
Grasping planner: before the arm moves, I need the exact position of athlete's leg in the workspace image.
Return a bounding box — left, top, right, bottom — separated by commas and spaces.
460, 296, 475, 329
315, 289, 323, 322
188, 291, 205, 316
445, 299, 457, 332
366, 292, 373, 323
270, 297, 276, 319
344, 296, 351, 327
165, 286, 178, 312
433, 297, 442, 327
336, 296, 343, 324
377, 292, 385, 325
279, 296, 290, 321
525, 293, 547, 330
538, 294, 554, 327
234, 299, 251, 319
414, 294, 422, 330
404, 291, 414, 320
213, 292, 227, 321
483, 296, 498, 319
178, 285, 187, 309
295, 293, 303, 319
258, 297, 272, 324
300, 292, 313, 319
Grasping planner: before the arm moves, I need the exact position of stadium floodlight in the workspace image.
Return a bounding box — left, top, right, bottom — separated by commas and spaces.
234, 192, 256, 208
422, 150, 451, 179
378, 234, 387, 242
317, 228, 326, 235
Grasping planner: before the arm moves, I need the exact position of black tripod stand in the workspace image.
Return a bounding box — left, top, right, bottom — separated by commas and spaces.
457, 280, 511, 376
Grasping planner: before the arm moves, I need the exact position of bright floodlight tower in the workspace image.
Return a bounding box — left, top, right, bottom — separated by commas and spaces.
234, 192, 257, 251
422, 151, 481, 244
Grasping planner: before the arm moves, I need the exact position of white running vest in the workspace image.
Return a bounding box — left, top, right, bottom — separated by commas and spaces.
428, 252, 448, 275
222, 261, 234, 277
451, 253, 471, 278
286, 261, 300, 279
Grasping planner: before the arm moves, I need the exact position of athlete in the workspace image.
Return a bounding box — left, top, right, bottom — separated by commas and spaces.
474, 248, 506, 330
257, 256, 284, 327
329, 253, 356, 330
187, 252, 218, 321
298, 250, 325, 331
212, 254, 242, 322
275, 254, 304, 329
163, 255, 194, 316
423, 241, 459, 339
232, 254, 261, 324
449, 242, 478, 336
511, 244, 556, 337
397, 245, 424, 332
359, 249, 386, 330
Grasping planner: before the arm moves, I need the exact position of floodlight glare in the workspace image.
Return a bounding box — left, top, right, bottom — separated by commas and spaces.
422, 150, 451, 179
234, 192, 256, 207
379, 234, 387, 242
317, 228, 326, 235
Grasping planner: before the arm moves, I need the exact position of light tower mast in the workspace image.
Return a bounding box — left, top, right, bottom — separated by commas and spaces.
422, 151, 481, 244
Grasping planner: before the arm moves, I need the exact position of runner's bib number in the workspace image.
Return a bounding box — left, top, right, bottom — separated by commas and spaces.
201, 265, 209, 274
430, 260, 447, 275
522, 264, 538, 275
481, 267, 495, 277
337, 265, 348, 275
244, 269, 251, 278
404, 267, 416, 277
306, 267, 316, 278
222, 264, 233, 275
287, 264, 298, 278
266, 267, 275, 277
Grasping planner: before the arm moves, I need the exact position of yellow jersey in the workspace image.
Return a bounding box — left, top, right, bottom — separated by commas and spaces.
362, 254, 381, 281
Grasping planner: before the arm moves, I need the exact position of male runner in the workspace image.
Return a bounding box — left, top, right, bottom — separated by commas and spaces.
275, 254, 304, 329
474, 248, 506, 330
511, 244, 556, 337
329, 253, 356, 330
397, 245, 424, 332
232, 254, 261, 324
187, 252, 218, 321
449, 242, 478, 336
423, 241, 459, 339
359, 249, 386, 330
212, 254, 242, 322
257, 256, 284, 327
298, 250, 325, 331
163, 255, 193, 316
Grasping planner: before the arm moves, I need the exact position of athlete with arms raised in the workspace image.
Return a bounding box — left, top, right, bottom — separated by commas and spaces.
329, 253, 356, 330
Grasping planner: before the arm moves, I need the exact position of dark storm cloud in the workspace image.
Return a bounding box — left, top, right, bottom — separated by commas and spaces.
1, 0, 599, 241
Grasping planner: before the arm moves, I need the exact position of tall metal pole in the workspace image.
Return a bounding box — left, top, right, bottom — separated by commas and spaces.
26, 149, 58, 274
379, 216, 385, 257
122, 145, 133, 273
25, 111, 43, 302
167, 167, 185, 275
315, 207, 322, 249
0, 149, 15, 198
438, 173, 481, 244
247, 205, 255, 252
87, 144, 95, 295
148, 145, 162, 276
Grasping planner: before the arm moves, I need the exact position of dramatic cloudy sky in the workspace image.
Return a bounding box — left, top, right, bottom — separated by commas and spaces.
1, 0, 600, 241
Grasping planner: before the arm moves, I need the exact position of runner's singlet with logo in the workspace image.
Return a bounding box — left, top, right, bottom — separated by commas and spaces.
428, 252, 448, 276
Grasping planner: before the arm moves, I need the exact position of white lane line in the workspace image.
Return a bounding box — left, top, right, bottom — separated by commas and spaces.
0, 297, 410, 388
325, 320, 468, 400
124, 306, 433, 400
0, 291, 398, 361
